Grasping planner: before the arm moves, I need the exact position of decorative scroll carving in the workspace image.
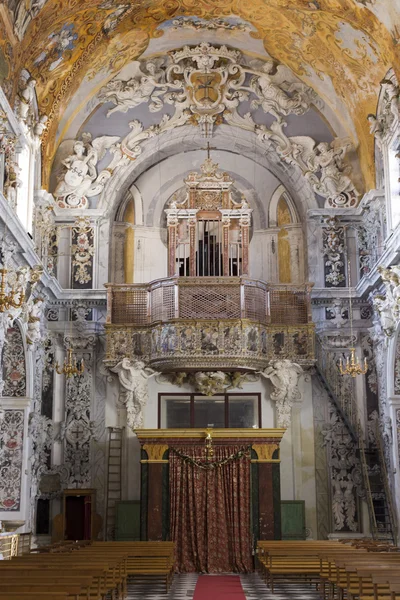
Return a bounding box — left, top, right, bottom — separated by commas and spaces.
325, 299, 348, 328
61, 336, 96, 487
193, 371, 229, 396
259, 360, 302, 428
98, 43, 315, 147
322, 217, 346, 287
0, 410, 24, 511
106, 322, 315, 371
2, 327, 26, 397
322, 403, 363, 532
111, 358, 159, 430
71, 217, 94, 287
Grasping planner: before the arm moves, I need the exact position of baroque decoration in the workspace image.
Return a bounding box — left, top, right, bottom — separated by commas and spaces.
0, 410, 24, 511
111, 358, 158, 430
60, 336, 96, 487
71, 217, 95, 287
91, 43, 360, 208
259, 360, 302, 428
373, 264, 400, 337
2, 326, 26, 397
322, 217, 346, 287
54, 133, 124, 209
322, 403, 364, 533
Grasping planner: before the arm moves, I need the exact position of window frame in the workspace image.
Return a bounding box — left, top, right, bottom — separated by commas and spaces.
158, 392, 262, 429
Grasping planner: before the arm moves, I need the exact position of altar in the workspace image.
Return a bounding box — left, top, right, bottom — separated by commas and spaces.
136, 428, 285, 572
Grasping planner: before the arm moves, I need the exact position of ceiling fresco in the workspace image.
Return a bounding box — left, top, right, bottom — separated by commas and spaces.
0, 0, 399, 191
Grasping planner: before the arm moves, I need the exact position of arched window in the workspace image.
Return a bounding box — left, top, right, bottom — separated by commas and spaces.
277, 195, 292, 284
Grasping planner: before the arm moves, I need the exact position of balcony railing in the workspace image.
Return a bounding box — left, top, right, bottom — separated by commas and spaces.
106, 277, 313, 326
105, 277, 315, 370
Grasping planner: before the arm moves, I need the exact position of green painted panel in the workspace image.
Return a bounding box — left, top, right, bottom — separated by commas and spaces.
115, 501, 141, 541
281, 501, 306, 540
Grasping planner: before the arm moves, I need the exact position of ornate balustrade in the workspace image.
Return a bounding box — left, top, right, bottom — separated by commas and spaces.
106, 277, 313, 326
105, 277, 315, 370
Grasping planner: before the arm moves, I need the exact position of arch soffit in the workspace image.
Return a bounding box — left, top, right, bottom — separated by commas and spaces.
102, 125, 319, 226
269, 184, 300, 228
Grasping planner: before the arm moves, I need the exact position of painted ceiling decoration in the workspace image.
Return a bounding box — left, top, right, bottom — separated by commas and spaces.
0, 0, 399, 193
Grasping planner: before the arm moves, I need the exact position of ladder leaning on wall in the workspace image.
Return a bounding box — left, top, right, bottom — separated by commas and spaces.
105, 427, 124, 541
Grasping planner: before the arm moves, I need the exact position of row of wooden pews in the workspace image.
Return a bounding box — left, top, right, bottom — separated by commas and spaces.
0, 540, 175, 599
257, 540, 400, 599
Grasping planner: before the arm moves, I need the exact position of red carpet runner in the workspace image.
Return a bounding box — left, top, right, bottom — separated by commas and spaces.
193, 575, 246, 600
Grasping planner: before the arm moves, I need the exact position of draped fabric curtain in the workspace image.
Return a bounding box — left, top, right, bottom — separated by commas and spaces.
170, 444, 253, 573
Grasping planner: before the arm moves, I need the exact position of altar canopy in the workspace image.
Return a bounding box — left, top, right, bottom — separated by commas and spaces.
136, 428, 284, 573
170, 445, 252, 573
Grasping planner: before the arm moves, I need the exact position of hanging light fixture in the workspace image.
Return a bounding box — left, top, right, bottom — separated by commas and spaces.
54, 308, 85, 377
339, 259, 368, 378
55, 347, 84, 378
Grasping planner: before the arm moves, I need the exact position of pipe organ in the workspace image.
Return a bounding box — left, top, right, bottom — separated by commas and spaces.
165, 156, 252, 277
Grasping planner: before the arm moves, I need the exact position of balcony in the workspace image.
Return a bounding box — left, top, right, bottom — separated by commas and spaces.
105, 277, 315, 371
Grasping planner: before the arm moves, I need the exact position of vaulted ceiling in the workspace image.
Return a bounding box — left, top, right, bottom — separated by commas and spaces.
1, 0, 400, 191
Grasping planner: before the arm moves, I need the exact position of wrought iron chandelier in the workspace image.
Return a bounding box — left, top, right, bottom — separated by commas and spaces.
339, 259, 367, 378
55, 347, 84, 378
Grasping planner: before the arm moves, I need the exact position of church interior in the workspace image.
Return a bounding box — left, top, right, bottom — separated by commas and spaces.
1, 0, 400, 598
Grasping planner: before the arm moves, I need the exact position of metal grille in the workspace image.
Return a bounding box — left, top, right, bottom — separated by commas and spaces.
112, 289, 148, 325
270, 289, 308, 324
243, 284, 268, 323
150, 283, 175, 322
179, 284, 241, 319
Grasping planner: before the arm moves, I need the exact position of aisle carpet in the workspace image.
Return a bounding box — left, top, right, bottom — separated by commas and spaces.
193, 575, 246, 600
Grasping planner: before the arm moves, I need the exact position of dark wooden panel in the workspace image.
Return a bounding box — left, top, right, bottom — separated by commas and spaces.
147, 464, 163, 540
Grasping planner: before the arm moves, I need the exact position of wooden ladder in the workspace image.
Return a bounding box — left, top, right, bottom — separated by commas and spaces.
105, 426, 124, 540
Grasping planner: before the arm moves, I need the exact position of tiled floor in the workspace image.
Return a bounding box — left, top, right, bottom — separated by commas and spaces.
126, 573, 198, 599
240, 573, 321, 600
126, 573, 321, 599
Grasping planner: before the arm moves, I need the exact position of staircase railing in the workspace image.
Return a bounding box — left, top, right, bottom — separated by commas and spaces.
375, 423, 398, 543
316, 335, 398, 543
358, 424, 378, 538
315, 336, 358, 441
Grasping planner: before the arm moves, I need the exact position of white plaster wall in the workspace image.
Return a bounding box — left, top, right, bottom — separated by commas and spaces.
132, 227, 167, 283
275, 375, 318, 539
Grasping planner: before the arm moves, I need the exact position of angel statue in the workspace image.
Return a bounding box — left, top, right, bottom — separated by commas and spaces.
305, 140, 359, 207
54, 133, 119, 208
259, 360, 302, 428
98, 60, 167, 117
111, 358, 159, 430
249, 61, 314, 121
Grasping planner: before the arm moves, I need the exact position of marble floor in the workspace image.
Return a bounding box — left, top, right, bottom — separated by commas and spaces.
126, 573, 321, 599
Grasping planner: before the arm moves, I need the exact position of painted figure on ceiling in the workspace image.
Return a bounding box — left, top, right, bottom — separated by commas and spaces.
33, 23, 78, 72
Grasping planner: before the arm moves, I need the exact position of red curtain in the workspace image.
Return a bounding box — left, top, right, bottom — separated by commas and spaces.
170, 445, 253, 573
